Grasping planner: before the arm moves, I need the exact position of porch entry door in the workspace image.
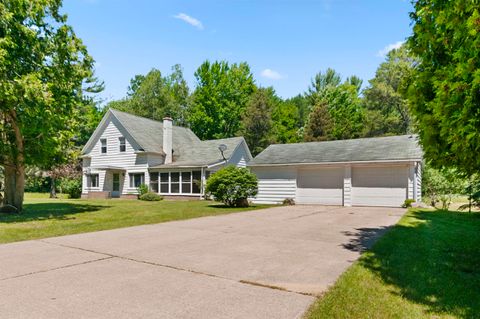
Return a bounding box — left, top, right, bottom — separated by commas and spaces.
112, 173, 121, 198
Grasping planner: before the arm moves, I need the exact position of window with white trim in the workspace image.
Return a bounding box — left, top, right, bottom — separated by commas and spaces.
156, 171, 202, 194
119, 137, 126, 152
129, 173, 144, 188
100, 139, 107, 154
88, 174, 99, 188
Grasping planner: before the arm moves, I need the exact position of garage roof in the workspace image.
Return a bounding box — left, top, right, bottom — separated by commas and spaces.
249, 135, 422, 166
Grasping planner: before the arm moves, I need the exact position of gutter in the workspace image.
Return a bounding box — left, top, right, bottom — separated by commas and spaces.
247, 158, 423, 167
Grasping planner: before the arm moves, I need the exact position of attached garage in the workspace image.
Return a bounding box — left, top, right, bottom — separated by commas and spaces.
296, 167, 343, 205
351, 166, 408, 207
249, 135, 423, 207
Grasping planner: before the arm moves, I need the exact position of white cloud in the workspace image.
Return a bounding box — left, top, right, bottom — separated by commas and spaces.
260, 69, 285, 80
174, 13, 204, 30
377, 41, 404, 57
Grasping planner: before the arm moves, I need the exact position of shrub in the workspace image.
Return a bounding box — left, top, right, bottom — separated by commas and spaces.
422, 165, 467, 210
137, 184, 149, 196
402, 199, 415, 208
283, 198, 295, 205
59, 177, 82, 199
139, 192, 163, 201
205, 166, 258, 207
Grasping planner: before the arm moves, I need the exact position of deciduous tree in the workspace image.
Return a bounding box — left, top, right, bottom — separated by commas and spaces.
0, 0, 97, 211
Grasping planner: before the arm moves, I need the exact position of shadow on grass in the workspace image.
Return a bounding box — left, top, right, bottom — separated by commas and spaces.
207, 203, 264, 209
359, 209, 480, 318
0, 202, 107, 223
342, 226, 392, 252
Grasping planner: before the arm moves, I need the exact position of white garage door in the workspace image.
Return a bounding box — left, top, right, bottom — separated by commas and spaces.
296, 168, 343, 205
352, 166, 407, 207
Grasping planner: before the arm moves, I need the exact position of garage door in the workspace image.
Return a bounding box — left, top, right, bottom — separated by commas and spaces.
296, 168, 343, 205
352, 166, 407, 207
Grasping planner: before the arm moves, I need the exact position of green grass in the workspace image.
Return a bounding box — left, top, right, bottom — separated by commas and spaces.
0, 193, 270, 244
306, 209, 480, 319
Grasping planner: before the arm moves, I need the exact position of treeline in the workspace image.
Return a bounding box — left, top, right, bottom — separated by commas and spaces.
105, 46, 415, 156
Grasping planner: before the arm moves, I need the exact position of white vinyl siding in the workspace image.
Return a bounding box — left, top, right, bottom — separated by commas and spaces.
351, 166, 408, 207
251, 167, 296, 204
296, 167, 344, 205
83, 119, 150, 195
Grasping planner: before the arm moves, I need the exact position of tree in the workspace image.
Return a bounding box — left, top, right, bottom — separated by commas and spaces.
188, 60, 256, 140
304, 101, 333, 141
422, 165, 467, 210
241, 88, 276, 156
407, 1, 480, 175
363, 45, 416, 136
0, 0, 97, 211
272, 99, 302, 144
205, 166, 258, 207
305, 69, 364, 141
110, 65, 189, 125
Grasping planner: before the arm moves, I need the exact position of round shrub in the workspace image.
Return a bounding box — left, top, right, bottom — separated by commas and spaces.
139, 192, 163, 201
59, 177, 82, 199
205, 166, 258, 207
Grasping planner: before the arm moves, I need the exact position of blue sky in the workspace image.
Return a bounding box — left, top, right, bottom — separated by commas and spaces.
63, 0, 413, 104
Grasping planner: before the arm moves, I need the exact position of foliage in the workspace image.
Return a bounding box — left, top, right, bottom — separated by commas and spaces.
188, 60, 256, 140
272, 98, 303, 144
59, 177, 82, 199
0, 0, 98, 211
139, 192, 163, 201
422, 165, 467, 210
282, 198, 295, 206
305, 71, 364, 141
407, 1, 480, 175
402, 199, 415, 208
137, 184, 149, 196
205, 166, 258, 207
106, 65, 189, 125
240, 88, 276, 156
304, 100, 333, 141
459, 178, 480, 212
363, 45, 416, 136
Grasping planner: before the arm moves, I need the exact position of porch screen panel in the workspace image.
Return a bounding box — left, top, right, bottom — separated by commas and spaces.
171, 172, 180, 193
192, 171, 201, 194
181, 172, 191, 193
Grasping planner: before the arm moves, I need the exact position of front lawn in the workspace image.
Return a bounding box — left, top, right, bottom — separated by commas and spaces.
306, 209, 480, 319
0, 193, 269, 244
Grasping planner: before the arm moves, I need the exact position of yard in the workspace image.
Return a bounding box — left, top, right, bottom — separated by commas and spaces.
0, 193, 268, 244
306, 208, 480, 319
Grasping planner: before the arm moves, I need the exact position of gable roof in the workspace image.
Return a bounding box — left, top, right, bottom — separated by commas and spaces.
82, 109, 250, 167
249, 135, 422, 166
151, 136, 249, 168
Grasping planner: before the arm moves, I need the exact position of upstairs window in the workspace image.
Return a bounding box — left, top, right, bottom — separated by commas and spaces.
119, 137, 126, 152
100, 139, 107, 154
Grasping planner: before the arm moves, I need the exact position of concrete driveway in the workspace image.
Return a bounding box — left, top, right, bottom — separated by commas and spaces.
0, 205, 404, 319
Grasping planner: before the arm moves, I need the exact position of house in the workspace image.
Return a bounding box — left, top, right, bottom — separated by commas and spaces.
248, 135, 422, 207
81, 109, 252, 199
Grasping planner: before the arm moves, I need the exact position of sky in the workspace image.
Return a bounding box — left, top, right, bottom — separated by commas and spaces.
63, 0, 413, 104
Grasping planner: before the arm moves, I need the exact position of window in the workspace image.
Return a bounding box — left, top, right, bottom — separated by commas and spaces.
192, 171, 201, 194
157, 171, 202, 194
181, 172, 191, 193
170, 172, 180, 193
150, 172, 159, 193
89, 174, 99, 188
100, 139, 107, 154
129, 173, 144, 188
119, 137, 126, 152
160, 173, 169, 193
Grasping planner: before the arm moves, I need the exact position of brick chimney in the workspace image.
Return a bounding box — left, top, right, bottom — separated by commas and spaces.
163, 117, 173, 164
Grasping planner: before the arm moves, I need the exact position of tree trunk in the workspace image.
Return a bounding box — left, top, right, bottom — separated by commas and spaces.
50, 177, 57, 199
3, 110, 25, 212
3, 164, 24, 212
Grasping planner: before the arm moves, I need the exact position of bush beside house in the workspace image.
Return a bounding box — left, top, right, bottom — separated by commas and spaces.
205, 166, 258, 207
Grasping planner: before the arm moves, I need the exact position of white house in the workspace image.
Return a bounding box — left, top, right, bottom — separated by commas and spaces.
249, 135, 422, 207
81, 109, 252, 199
